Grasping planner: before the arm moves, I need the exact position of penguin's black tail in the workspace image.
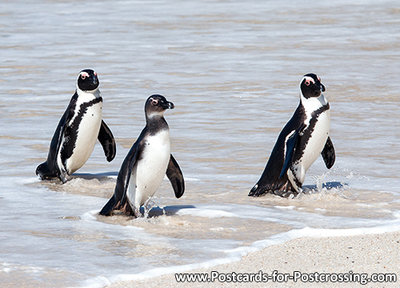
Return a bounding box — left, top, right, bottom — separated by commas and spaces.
36, 162, 55, 180
248, 183, 268, 197
99, 196, 116, 216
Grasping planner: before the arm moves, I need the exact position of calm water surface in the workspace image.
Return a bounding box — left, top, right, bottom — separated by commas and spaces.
0, 0, 399, 287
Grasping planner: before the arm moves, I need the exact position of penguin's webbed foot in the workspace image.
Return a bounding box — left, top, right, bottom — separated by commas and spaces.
249, 182, 301, 198
58, 168, 70, 184
272, 189, 298, 198
118, 202, 134, 216
133, 207, 141, 218
59, 175, 68, 184
272, 182, 300, 198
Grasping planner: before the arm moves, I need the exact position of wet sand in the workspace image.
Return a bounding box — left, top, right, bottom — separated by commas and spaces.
108, 231, 400, 288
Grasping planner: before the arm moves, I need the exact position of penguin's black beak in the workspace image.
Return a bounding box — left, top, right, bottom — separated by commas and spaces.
320, 83, 326, 92
161, 101, 174, 110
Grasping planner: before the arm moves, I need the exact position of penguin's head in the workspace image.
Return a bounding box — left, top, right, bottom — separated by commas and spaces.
145, 94, 174, 118
300, 73, 325, 99
77, 69, 99, 92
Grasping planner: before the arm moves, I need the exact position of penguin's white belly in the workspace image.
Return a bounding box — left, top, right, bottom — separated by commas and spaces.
302, 111, 330, 169
129, 130, 171, 209
292, 111, 330, 184
66, 103, 102, 173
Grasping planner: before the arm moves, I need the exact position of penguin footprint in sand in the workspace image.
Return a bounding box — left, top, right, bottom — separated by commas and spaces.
249, 73, 335, 198
36, 69, 116, 183
99, 95, 184, 218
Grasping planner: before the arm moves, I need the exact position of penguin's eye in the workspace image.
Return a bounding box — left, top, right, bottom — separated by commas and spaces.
303, 76, 315, 86
151, 99, 158, 106
80, 72, 90, 80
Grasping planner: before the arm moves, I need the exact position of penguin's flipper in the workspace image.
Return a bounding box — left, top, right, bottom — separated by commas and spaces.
279, 124, 305, 179
98, 120, 116, 162
321, 136, 335, 169
99, 142, 140, 216
166, 154, 185, 198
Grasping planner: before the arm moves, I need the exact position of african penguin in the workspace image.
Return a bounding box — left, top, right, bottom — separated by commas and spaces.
99, 94, 184, 217
36, 69, 116, 183
249, 73, 335, 197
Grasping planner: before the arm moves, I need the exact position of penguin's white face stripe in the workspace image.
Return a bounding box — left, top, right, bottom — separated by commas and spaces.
303, 76, 315, 86
79, 72, 90, 79
150, 97, 159, 106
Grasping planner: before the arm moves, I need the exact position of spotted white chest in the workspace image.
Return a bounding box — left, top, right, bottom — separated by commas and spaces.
128, 129, 171, 209
65, 91, 103, 174
300, 110, 330, 170
288, 95, 330, 187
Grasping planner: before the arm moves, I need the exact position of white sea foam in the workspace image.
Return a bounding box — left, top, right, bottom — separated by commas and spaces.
176, 208, 236, 218
274, 205, 296, 210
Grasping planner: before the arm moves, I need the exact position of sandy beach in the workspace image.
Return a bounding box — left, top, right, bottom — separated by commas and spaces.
108, 231, 400, 288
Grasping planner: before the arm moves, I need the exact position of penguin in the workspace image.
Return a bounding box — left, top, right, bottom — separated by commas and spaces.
99, 94, 184, 217
249, 73, 335, 197
36, 69, 116, 183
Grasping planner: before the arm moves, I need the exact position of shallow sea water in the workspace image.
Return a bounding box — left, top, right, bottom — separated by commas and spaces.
0, 0, 400, 287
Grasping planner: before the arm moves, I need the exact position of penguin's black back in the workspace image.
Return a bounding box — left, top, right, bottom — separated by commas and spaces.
36, 94, 78, 179
252, 104, 305, 193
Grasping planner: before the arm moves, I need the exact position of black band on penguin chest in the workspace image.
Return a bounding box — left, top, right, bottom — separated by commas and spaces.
61, 97, 102, 164
294, 103, 330, 161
